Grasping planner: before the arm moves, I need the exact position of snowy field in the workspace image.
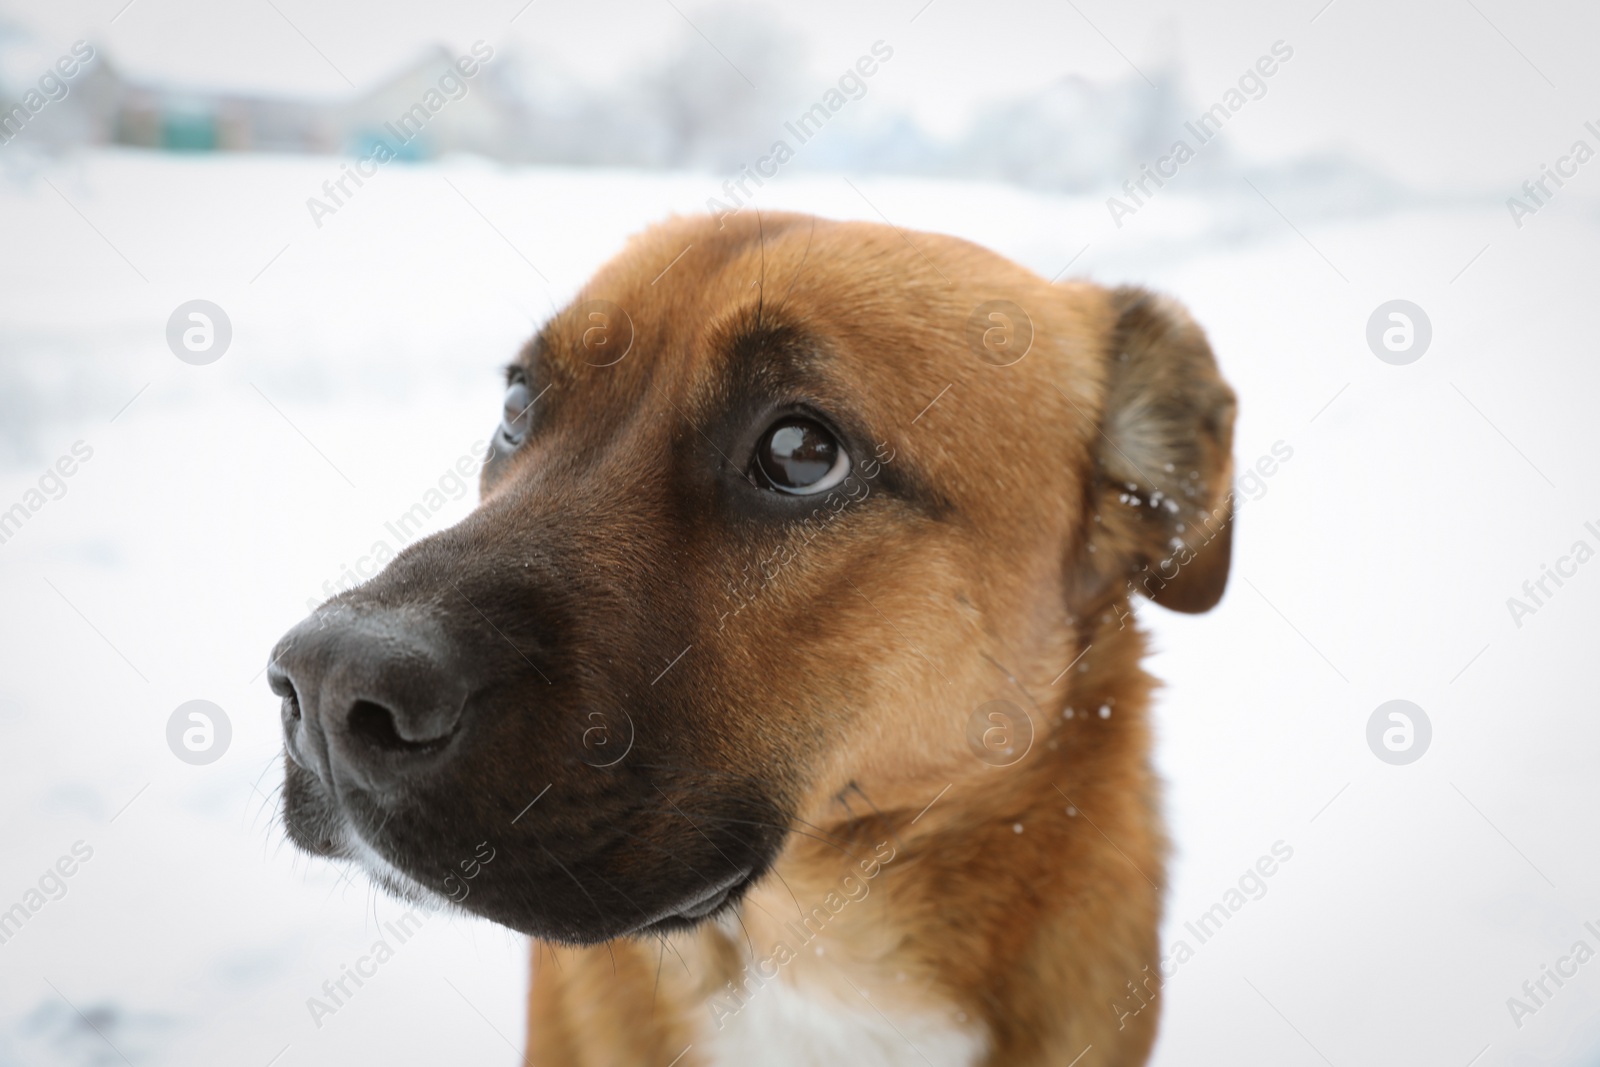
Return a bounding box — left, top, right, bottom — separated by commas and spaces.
0, 149, 1597, 1066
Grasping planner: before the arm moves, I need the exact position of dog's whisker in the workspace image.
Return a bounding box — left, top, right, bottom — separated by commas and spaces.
665, 798, 868, 862
528, 833, 613, 928
650, 785, 791, 932
601, 823, 721, 895
651, 927, 694, 979
530, 829, 667, 942
246, 750, 283, 814
728, 900, 759, 966
846, 781, 908, 857
248, 778, 286, 834
754, 209, 767, 330
640, 775, 864, 857
652, 934, 666, 1009
775, 214, 818, 313
635, 762, 865, 853
653, 808, 863, 865
767, 865, 806, 921
834, 789, 858, 820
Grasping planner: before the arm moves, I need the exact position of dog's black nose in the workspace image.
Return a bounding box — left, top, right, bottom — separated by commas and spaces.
268, 607, 467, 790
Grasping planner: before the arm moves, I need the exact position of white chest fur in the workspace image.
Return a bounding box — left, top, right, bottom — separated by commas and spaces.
698, 976, 986, 1067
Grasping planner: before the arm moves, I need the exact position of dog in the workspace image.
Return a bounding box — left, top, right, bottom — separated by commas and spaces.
268, 211, 1236, 1066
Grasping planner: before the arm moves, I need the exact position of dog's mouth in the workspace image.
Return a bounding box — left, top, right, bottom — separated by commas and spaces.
279, 741, 785, 944
635, 865, 755, 934
672, 867, 752, 918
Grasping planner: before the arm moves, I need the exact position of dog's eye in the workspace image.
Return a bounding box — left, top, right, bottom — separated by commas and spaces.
500, 380, 534, 446
754, 418, 850, 495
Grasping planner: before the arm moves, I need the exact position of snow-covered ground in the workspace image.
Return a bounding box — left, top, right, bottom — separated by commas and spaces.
0, 149, 1597, 1066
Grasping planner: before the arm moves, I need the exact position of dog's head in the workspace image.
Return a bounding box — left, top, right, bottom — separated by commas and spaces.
269, 213, 1235, 943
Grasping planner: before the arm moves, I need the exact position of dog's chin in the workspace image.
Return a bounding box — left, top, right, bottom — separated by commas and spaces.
281, 767, 774, 943
294, 810, 759, 941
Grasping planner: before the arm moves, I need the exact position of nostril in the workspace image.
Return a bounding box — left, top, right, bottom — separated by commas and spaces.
346, 699, 448, 753
267, 663, 301, 721
269, 610, 465, 780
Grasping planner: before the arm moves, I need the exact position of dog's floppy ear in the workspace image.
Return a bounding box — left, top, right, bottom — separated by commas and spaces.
1068, 286, 1237, 615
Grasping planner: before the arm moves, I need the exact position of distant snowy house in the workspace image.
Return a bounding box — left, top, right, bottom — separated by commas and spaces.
0, 43, 521, 159
0, 27, 1406, 212
333, 45, 514, 162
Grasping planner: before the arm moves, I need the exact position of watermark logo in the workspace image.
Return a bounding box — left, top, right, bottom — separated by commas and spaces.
1365, 300, 1430, 365
965, 700, 1033, 767
1366, 700, 1430, 765
305, 910, 426, 1029
1506, 920, 1600, 1029
306, 41, 494, 230
966, 300, 1034, 367
0, 41, 95, 147
1115, 441, 1292, 621
1506, 121, 1600, 230
705, 41, 894, 227
442, 841, 497, 904
166, 300, 232, 365
0, 841, 94, 947
707, 841, 897, 1029
303, 440, 491, 613
1115, 840, 1295, 1029
573, 299, 634, 367
166, 700, 231, 765
0, 440, 93, 548
1107, 40, 1294, 227
579, 708, 634, 768
1506, 520, 1598, 629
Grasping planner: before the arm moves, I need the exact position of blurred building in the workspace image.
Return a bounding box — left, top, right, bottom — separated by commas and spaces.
0, 20, 1405, 214
1, 44, 521, 159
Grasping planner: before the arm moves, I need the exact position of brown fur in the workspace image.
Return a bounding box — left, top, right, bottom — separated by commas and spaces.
501, 214, 1237, 1065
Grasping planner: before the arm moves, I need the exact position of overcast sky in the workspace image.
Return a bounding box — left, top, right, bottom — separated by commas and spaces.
4, 0, 1597, 190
